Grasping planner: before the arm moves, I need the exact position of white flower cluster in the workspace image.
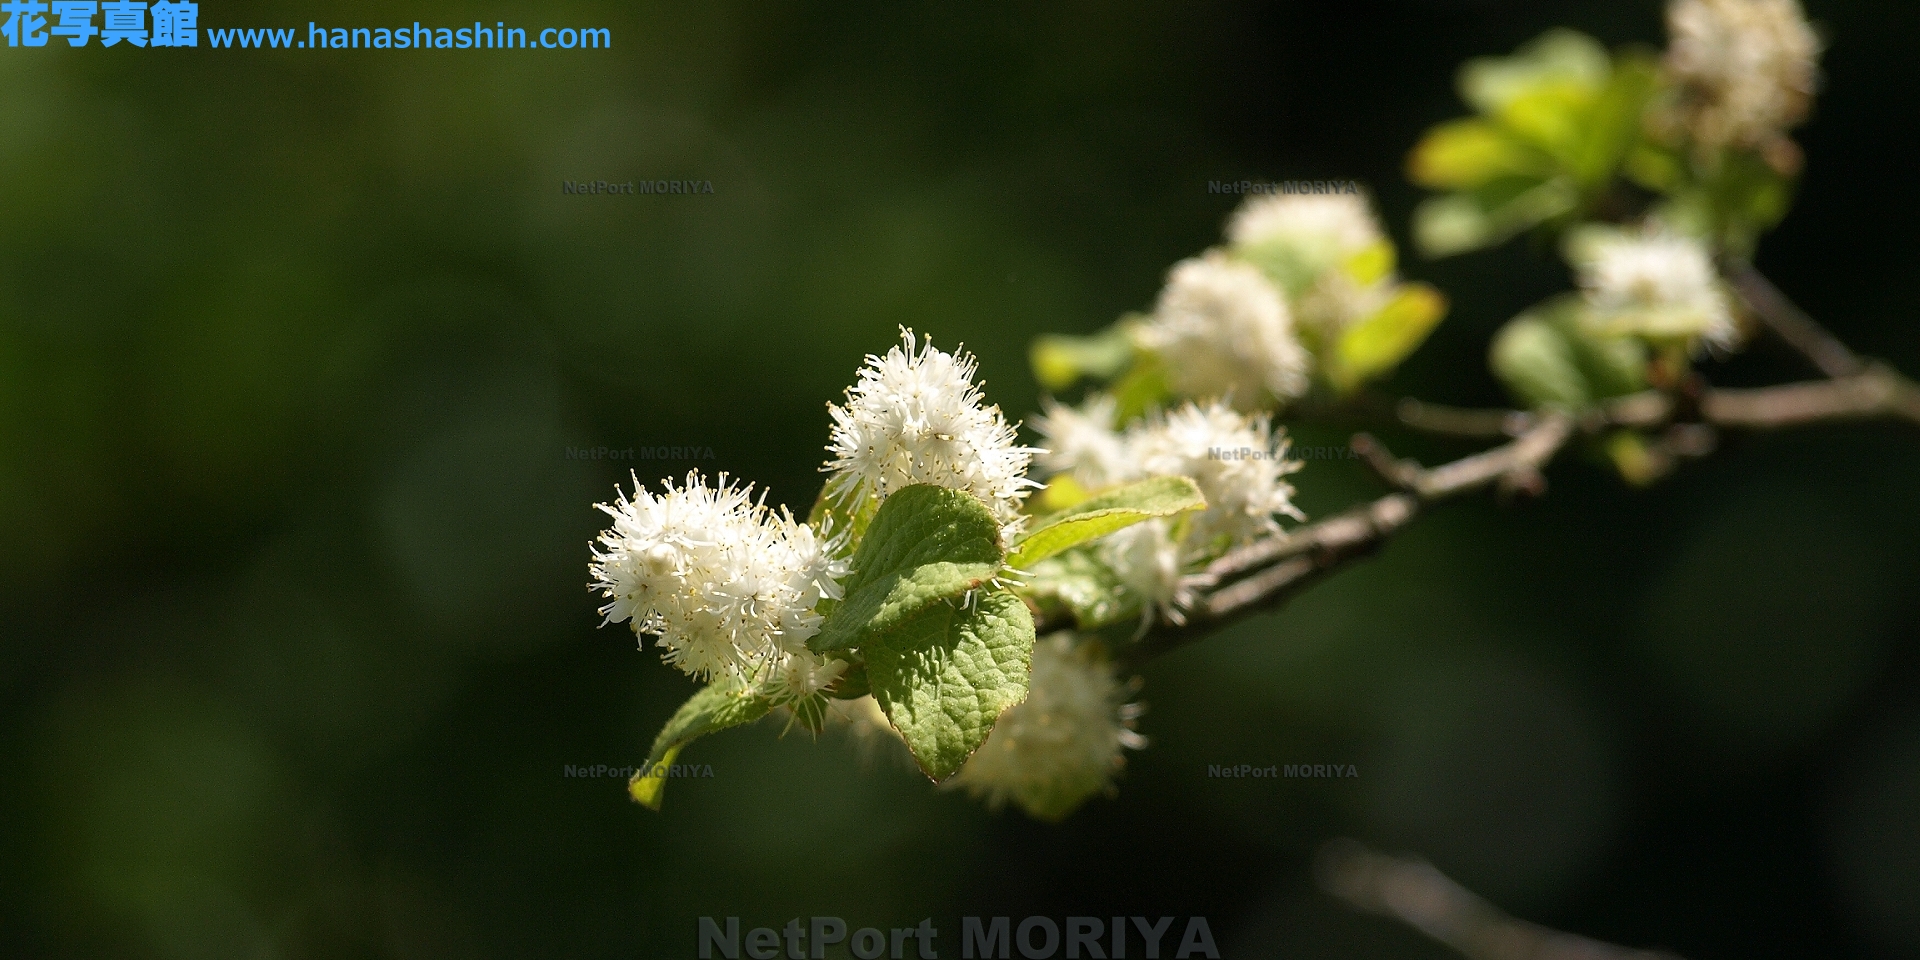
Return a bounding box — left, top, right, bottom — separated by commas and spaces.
1665, 0, 1821, 158
1032, 393, 1131, 491
1232, 193, 1397, 348
590, 472, 848, 695
1035, 397, 1304, 610
947, 634, 1145, 820
825, 329, 1041, 538
1570, 225, 1738, 351
1135, 253, 1311, 411
1135, 192, 1406, 407
1228, 192, 1385, 279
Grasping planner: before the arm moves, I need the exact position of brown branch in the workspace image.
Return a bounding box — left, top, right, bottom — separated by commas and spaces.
1113, 364, 1920, 665
1123, 414, 1573, 666
1701, 363, 1920, 428
1085, 270, 1920, 666
1316, 839, 1686, 960
1396, 398, 1533, 439
1724, 262, 1864, 379
1390, 367, 1920, 440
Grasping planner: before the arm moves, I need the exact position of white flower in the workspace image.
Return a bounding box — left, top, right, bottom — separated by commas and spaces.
766, 648, 849, 707
947, 634, 1145, 820
1571, 225, 1738, 351
1227, 193, 1386, 292
825, 328, 1041, 538
1135, 253, 1311, 409
1229, 193, 1384, 257
1028, 400, 1305, 619
589, 472, 847, 681
1665, 0, 1820, 156
1129, 400, 1305, 551
1296, 268, 1395, 346
1032, 394, 1131, 491
1098, 520, 1184, 614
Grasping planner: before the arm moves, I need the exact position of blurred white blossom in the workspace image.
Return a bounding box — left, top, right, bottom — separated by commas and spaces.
1098, 520, 1185, 614
1229, 193, 1384, 267
948, 634, 1145, 820
1296, 267, 1396, 346
1570, 225, 1738, 351
1131, 400, 1306, 550
1135, 252, 1311, 409
825, 328, 1040, 538
1665, 0, 1820, 160
1031, 398, 1305, 617
1032, 394, 1130, 492
1226, 192, 1403, 361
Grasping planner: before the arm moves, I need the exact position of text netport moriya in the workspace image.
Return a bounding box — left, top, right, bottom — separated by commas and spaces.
561, 179, 716, 195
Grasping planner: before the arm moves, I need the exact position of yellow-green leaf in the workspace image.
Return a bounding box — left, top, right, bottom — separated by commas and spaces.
1570, 54, 1663, 188
1008, 476, 1206, 569
810, 485, 1005, 654
1341, 239, 1397, 287
1408, 119, 1552, 190
1459, 28, 1609, 116
1030, 324, 1136, 392
630, 677, 772, 810
1331, 284, 1448, 393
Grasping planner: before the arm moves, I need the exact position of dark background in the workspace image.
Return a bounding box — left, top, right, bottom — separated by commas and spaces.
5, 1, 1920, 957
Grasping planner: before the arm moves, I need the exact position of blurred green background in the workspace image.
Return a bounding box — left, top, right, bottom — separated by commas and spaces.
5, 0, 1920, 957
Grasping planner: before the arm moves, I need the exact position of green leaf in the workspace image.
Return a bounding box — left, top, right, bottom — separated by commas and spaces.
1408, 119, 1555, 190
1604, 429, 1667, 487
629, 677, 772, 810
828, 660, 871, 699
1008, 476, 1205, 569
1018, 548, 1144, 631
866, 589, 1037, 782
1109, 353, 1174, 422
1567, 318, 1649, 399
1497, 81, 1602, 165
1030, 324, 1138, 392
1626, 141, 1687, 194
1412, 178, 1578, 258
1499, 292, 1651, 403
1491, 314, 1591, 409
1700, 148, 1797, 258
1341, 239, 1398, 287
809, 484, 1004, 654
1331, 283, 1449, 393
1459, 28, 1609, 116
1569, 53, 1662, 189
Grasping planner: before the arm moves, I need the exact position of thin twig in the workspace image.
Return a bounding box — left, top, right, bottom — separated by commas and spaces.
1092, 270, 1920, 665
1120, 365, 1920, 663
1702, 363, 1920, 428
1124, 415, 1573, 666
1397, 398, 1533, 439
1724, 261, 1864, 379
1316, 839, 1686, 960
1395, 370, 1920, 438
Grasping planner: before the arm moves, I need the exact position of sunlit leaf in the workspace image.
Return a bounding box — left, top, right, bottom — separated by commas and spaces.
1009, 476, 1205, 569
1331, 283, 1449, 393
811, 485, 1004, 654
630, 677, 772, 810
1459, 29, 1610, 116
866, 589, 1036, 781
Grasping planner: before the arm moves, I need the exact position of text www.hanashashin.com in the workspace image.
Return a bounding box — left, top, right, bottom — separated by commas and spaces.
207, 21, 609, 49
